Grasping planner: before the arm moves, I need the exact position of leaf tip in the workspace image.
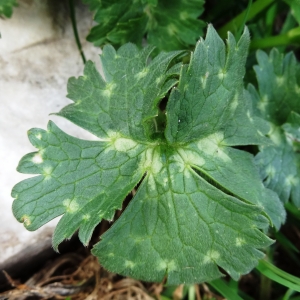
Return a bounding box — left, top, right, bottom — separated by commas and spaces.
20, 215, 32, 228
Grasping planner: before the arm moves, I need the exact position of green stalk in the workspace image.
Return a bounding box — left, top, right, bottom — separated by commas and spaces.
188, 285, 196, 300
250, 26, 300, 49
208, 278, 244, 300
286, 202, 300, 220
69, 0, 86, 64
218, 0, 276, 38
259, 271, 272, 300
283, 289, 296, 300
256, 260, 300, 293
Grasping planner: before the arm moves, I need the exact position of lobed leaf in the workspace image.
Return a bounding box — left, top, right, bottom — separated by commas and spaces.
12, 122, 146, 247
165, 26, 269, 146
250, 49, 300, 206
253, 49, 300, 125
181, 137, 285, 229
57, 44, 184, 142
284, 0, 300, 25
94, 146, 272, 285
82, 0, 205, 52
12, 26, 284, 284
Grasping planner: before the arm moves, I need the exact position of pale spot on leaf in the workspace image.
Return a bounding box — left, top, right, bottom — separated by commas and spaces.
43, 166, 53, 178
32, 153, 43, 164
266, 165, 276, 178
124, 260, 135, 268
114, 138, 137, 152
204, 250, 220, 263
135, 68, 149, 80
63, 198, 79, 213
276, 76, 284, 86
236, 237, 245, 246
21, 215, 31, 227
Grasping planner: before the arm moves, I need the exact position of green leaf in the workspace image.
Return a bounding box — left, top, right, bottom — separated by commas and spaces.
255, 124, 300, 206
93, 145, 272, 284
12, 121, 147, 247
252, 49, 300, 125
251, 49, 300, 206
284, 0, 300, 25
12, 26, 283, 284
283, 111, 300, 143
208, 278, 244, 300
256, 260, 300, 292
0, 0, 17, 18
82, 0, 205, 52
56, 44, 184, 142
165, 26, 269, 146
181, 138, 285, 229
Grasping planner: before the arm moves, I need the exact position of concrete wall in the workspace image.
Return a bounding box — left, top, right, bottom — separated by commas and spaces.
0, 0, 102, 263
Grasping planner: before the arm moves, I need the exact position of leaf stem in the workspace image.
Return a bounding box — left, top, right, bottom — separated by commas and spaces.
236, 0, 253, 39
256, 259, 300, 293
285, 202, 300, 220
188, 285, 196, 300
218, 0, 275, 38
208, 278, 244, 300
259, 269, 272, 300
250, 26, 300, 49
69, 0, 86, 64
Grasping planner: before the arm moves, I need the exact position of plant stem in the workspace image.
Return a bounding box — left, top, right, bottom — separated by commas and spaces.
283, 289, 295, 300
218, 0, 276, 38
188, 285, 196, 300
208, 279, 244, 300
236, 0, 253, 39
69, 0, 86, 64
259, 271, 272, 300
250, 26, 300, 49
286, 202, 300, 220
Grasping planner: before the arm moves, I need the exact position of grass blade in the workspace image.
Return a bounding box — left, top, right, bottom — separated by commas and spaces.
208, 278, 244, 300
256, 260, 300, 292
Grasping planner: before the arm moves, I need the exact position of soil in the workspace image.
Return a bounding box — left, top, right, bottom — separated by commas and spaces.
0, 220, 225, 300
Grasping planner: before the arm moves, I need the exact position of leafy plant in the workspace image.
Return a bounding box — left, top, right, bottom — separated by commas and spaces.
249, 49, 300, 206
82, 0, 205, 51
0, 0, 17, 18
284, 0, 300, 25
12, 25, 286, 284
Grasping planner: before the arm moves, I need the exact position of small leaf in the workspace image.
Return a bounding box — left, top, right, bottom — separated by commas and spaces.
283, 111, 300, 143
0, 0, 17, 18
253, 49, 300, 125
255, 124, 300, 207
252, 49, 300, 206
82, 0, 205, 51
284, 0, 300, 25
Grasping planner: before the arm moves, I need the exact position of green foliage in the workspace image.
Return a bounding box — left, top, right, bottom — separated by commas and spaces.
12, 25, 285, 284
249, 49, 300, 206
256, 260, 300, 292
284, 0, 300, 25
208, 278, 244, 300
0, 0, 17, 18
82, 0, 205, 51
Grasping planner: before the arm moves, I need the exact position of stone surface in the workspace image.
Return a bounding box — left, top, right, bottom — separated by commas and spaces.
0, 0, 101, 263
